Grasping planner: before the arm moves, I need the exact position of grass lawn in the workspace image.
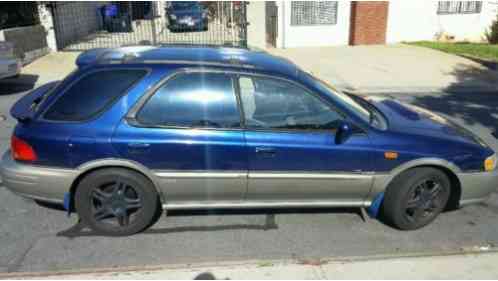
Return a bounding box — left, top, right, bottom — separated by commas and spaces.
407, 41, 498, 62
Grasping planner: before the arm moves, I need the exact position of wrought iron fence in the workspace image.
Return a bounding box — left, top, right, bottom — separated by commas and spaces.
49, 1, 248, 51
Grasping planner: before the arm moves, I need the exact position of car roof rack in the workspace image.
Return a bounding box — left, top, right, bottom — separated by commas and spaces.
76, 45, 260, 69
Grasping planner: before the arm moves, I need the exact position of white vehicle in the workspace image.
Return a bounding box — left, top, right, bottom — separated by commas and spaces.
0, 41, 21, 80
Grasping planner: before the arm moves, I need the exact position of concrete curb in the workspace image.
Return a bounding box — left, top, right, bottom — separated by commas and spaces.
1, 245, 496, 279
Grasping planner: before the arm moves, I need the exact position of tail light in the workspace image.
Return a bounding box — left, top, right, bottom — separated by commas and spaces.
11, 136, 37, 162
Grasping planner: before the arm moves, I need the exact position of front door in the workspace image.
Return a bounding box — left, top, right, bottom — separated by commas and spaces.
237, 75, 373, 203
113, 71, 247, 204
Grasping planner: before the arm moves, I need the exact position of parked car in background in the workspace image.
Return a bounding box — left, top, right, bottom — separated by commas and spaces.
0, 41, 21, 79
166, 1, 208, 32
2, 46, 497, 236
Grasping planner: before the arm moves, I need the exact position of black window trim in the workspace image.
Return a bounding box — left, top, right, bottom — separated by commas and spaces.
40, 67, 151, 124
126, 67, 367, 135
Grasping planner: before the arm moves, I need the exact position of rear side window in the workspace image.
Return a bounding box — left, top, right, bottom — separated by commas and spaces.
136, 72, 240, 128
44, 69, 147, 121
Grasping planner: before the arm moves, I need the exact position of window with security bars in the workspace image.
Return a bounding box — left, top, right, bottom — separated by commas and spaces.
437, 1, 482, 14
291, 1, 338, 26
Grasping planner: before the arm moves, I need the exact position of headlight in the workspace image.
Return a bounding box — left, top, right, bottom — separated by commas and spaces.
170, 14, 177, 20
484, 154, 497, 171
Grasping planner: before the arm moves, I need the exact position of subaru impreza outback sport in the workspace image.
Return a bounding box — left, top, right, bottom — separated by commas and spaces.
1, 46, 497, 236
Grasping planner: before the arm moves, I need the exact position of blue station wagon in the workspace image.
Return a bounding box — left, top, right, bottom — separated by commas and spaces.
2, 46, 497, 236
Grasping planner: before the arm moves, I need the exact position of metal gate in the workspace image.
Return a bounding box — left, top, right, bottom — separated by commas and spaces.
50, 1, 248, 51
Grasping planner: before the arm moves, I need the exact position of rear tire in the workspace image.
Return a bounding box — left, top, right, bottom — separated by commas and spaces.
75, 168, 159, 236
382, 167, 451, 230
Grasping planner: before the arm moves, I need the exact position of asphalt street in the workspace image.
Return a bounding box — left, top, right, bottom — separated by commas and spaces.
1, 89, 498, 273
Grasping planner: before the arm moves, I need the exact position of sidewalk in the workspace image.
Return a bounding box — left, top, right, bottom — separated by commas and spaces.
5, 251, 498, 279
270, 44, 498, 94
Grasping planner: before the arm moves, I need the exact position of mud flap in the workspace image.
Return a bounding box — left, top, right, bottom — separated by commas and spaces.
63, 192, 71, 217
366, 192, 384, 218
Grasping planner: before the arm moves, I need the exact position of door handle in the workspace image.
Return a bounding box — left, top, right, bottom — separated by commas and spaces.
255, 147, 276, 155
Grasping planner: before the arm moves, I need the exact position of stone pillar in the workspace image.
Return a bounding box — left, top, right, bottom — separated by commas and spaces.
246, 2, 266, 49
38, 3, 58, 51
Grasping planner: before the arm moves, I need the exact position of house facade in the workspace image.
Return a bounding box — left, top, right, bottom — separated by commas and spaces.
269, 1, 498, 48
2, 1, 497, 61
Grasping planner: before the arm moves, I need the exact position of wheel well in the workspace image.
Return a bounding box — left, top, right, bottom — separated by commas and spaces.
68, 166, 160, 212
412, 165, 462, 211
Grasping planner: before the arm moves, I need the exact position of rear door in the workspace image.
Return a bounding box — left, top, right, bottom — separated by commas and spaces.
113, 70, 248, 205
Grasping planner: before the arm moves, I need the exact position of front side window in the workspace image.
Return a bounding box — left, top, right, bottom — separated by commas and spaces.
137, 72, 240, 128
437, 1, 482, 14
238, 76, 342, 130
44, 69, 147, 121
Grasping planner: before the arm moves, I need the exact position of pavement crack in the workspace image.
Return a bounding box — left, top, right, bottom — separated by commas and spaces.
6, 235, 45, 273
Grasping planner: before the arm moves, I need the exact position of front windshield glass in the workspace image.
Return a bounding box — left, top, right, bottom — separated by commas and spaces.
171, 2, 199, 10
300, 71, 371, 124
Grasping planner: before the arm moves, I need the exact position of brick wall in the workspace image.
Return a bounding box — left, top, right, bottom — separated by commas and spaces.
349, 1, 389, 45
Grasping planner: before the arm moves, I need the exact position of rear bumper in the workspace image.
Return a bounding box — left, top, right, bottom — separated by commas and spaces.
0, 151, 77, 203
0, 59, 21, 80
168, 19, 206, 30
458, 169, 498, 206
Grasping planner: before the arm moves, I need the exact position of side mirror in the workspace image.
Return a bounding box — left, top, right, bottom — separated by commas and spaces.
335, 121, 353, 144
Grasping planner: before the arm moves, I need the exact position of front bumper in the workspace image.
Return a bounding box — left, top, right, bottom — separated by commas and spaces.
458, 169, 498, 206
0, 151, 77, 204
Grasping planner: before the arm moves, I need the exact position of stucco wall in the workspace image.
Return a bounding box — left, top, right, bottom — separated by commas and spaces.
247, 1, 266, 49
387, 1, 498, 43
276, 1, 351, 48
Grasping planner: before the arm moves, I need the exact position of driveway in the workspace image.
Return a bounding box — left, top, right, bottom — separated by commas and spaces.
270, 44, 498, 93
62, 18, 242, 51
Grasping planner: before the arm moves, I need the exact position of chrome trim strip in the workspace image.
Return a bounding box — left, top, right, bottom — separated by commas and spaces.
155, 171, 246, 179
163, 200, 367, 210
154, 171, 373, 180
249, 173, 372, 180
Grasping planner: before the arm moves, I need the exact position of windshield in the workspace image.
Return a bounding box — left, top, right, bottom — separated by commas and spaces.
171, 2, 200, 10
300, 71, 371, 124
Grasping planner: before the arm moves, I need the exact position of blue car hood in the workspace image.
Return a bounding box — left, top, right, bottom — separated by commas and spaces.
366, 96, 488, 147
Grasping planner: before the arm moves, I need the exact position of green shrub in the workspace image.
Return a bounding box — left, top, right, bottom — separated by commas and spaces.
485, 14, 498, 44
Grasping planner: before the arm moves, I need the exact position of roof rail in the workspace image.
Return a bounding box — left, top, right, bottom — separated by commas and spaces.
158, 43, 251, 50
76, 45, 261, 69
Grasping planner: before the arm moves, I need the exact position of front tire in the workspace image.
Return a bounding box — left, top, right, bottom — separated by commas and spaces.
75, 168, 159, 236
382, 167, 451, 230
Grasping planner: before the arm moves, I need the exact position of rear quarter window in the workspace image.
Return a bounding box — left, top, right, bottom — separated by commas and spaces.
43, 69, 147, 122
